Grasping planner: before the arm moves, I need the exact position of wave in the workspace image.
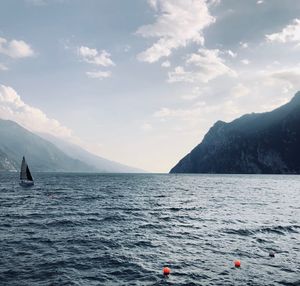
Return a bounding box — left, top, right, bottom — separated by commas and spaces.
223, 224, 300, 236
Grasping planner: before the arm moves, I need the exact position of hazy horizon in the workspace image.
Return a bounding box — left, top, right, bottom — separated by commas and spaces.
1, 0, 300, 172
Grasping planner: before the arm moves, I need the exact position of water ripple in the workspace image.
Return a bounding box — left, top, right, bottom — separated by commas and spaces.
0, 173, 300, 285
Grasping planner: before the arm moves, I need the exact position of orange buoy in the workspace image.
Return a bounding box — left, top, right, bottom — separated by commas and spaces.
234, 260, 241, 268
163, 267, 171, 276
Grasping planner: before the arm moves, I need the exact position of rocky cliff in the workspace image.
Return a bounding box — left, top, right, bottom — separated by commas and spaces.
170, 92, 300, 174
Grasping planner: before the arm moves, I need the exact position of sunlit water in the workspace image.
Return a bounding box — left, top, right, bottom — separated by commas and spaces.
0, 173, 299, 285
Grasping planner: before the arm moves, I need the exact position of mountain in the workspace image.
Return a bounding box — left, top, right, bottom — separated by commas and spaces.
0, 119, 97, 172
170, 92, 300, 174
0, 119, 143, 173
38, 133, 144, 173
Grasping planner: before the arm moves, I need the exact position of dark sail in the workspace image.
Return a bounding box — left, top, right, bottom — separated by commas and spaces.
26, 166, 33, 181
20, 156, 27, 180
20, 156, 33, 181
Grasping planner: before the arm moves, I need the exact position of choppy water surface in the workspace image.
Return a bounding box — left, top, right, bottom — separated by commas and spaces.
0, 173, 300, 285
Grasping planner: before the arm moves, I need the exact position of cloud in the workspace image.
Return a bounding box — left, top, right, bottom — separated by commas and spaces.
86, 70, 112, 79
227, 50, 237, 58
257, 0, 264, 4
152, 102, 233, 130
78, 46, 115, 67
231, 83, 250, 98
136, 0, 215, 63
0, 37, 34, 58
181, 86, 212, 101
239, 41, 248, 48
0, 63, 8, 71
161, 61, 171, 68
264, 68, 300, 90
153, 104, 218, 121
0, 84, 72, 138
153, 107, 172, 118
207, 0, 220, 6
78, 46, 115, 80
168, 66, 194, 83
168, 49, 236, 83
241, 59, 250, 65
266, 19, 300, 44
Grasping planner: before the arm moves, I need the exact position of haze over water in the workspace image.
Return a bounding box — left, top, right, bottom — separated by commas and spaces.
0, 173, 299, 285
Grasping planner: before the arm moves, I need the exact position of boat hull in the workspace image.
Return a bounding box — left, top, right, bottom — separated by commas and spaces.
19, 180, 34, 187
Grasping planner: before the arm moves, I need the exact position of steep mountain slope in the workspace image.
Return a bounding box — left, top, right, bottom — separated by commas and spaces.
38, 133, 144, 173
0, 119, 96, 172
170, 92, 300, 174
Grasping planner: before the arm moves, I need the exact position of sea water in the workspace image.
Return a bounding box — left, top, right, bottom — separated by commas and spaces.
0, 173, 299, 285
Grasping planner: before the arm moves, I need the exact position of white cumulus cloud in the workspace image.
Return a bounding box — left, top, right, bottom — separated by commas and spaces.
0, 37, 34, 59
78, 46, 115, 80
266, 19, 300, 44
0, 84, 72, 138
136, 0, 215, 63
168, 49, 236, 83
78, 46, 115, 67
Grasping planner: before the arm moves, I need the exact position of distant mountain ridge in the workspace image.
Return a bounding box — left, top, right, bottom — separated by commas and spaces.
0, 119, 143, 173
170, 92, 300, 174
38, 133, 143, 173
0, 119, 96, 172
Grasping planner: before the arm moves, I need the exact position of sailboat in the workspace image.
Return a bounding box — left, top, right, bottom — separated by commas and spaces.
19, 156, 34, 187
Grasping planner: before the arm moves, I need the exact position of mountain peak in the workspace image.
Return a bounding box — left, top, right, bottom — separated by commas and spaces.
290, 91, 300, 104
213, 120, 226, 127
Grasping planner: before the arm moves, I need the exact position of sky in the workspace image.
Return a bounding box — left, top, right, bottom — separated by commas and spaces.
1, 0, 300, 172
